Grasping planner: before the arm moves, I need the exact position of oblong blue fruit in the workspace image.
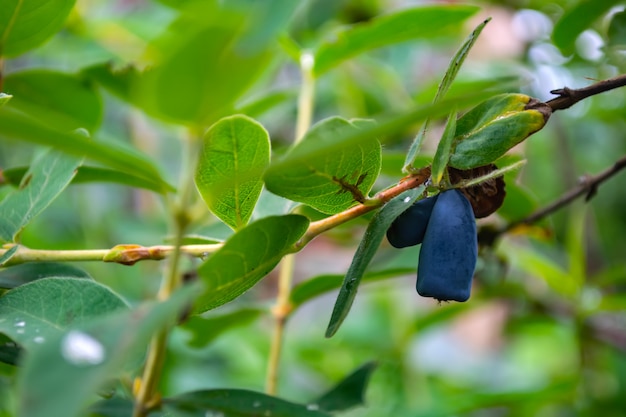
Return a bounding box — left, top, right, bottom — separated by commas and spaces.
386, 195, 439, 248
416, 189, 477, 302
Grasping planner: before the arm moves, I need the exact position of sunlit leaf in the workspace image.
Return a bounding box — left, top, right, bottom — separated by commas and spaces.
0, 262, 91, 289
0, 108, 171, 192
326, 187, 423, 337
195, 115, 270, 230
404, 18, 490, 171
0, 93, 12, 106
0, 245, 18, 267
0, 149, 81, 243
314, 362, 377, 412
163, 389, 332, 417
552, 0, 622, 55
2, 165, 174, 194
194, 215, 309, 313
313, 5, 480, 75
0, 0, 76, 57
264, 117, 381, 214
182, 308, 264, 349
17, 284, 197, 417
430, 110, 457, 186
0, 278, 127, 349
4, 70, 102, 132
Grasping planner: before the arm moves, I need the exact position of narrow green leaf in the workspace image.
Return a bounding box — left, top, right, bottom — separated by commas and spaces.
290, 267, 413, 310
194, 215, 309, 313
0, 278, 127, 349
0, 149, 81, 243
2, 165, 172, 194
0, 93, 12, 107
88, 398, 134, 417
404, 18, 490, 171
164, 389, 332, 417
17, 284, 198, 417
552, 0, 622, 55
264, 117, 381, 214
4, 70, 102, 132
313, 5, 480, 76
0, 262, 92, 289
326, 187, 424, 337
0, 108, 171, 192
314, 362, 377, 412
430, 110, 457, 187
195, 115, 270, 230
182, 308, 264, 349
0, 0, 76, 57
0, 245, 18, 267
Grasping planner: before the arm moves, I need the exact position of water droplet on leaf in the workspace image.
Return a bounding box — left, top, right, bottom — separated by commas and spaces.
61, 330, 105, 366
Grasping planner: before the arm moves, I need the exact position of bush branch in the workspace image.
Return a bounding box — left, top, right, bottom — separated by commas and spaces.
547, 74, 626, 111
503, 155, 626, 233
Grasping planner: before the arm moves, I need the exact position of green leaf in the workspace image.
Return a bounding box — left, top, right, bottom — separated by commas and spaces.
194, 215, 309, 313
313, 5, 480, 76
4, 70, 102, 132
0, 93, 12, 106
0, 278, 127, 349
235, 89, 297, 118
0, 149, 81, 243
182, 308, 263, 349
88, 398, 134, 417
404, 18, 490, 171
552, 0, 622, 55
137, 2, 294, 125
81, 63, 141, 105
608, 11, 626, 46
326, 187, 424, 337
430, 110, 457, 187
0, 245, 18, 267
0, 108, 171, 192
290, 267, 413, 310
264, 117, 381, 214
314, 362, 377, 412
16, 284, 197, 417
0, 262, 92, 289
0, 0, 76, 57
195, 115, 270, 230
2, 165, 174, 194
163, 389, 332, 417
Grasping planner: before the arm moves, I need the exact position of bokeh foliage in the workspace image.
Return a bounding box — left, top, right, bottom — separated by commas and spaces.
0, 0, 625, 416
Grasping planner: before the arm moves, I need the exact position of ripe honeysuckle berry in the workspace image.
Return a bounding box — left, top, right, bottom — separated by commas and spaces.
386, 195, 438, 248
416, 189, 477, 302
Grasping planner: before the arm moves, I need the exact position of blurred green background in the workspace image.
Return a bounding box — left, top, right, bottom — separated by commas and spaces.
1, 0, 625, 415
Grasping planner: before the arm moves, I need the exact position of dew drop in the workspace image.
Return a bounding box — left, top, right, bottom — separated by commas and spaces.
307, 404, 319, 411
15, 321, 25, 327
16, 328, 25, 334
253, 401, 261, 408
61, 330, 105, 366
403, 197, 411, 203
33, 336, 45, 344
204, 411, 224, 417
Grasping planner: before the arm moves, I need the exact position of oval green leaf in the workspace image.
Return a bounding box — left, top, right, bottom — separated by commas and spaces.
0, 0, 76, 57
164, 389, 332, 417
0, 278, 127, 349
314, 362, 377, 413
194, 214, 309, 313
195, 115, 270, 230
313, 5, 479, 76
0, 262, 92, 289
264, 117, 381, 214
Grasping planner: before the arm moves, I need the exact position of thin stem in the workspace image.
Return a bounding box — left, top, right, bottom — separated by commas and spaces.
265, 51, 316, 395
547, 74, 626, 112
132, 132, 200, 417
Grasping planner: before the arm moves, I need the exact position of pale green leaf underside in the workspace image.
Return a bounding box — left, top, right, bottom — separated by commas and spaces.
195, 115, 270, 230
0, 278, 127, 349
194, 215, 309, 313
0, 0, 76, 57
264, 117, 381, 214
0, 149, 81, 243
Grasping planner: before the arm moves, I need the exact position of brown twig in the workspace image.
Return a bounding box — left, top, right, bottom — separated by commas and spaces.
502, 155, 626, 233
547, 74, 626, 111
